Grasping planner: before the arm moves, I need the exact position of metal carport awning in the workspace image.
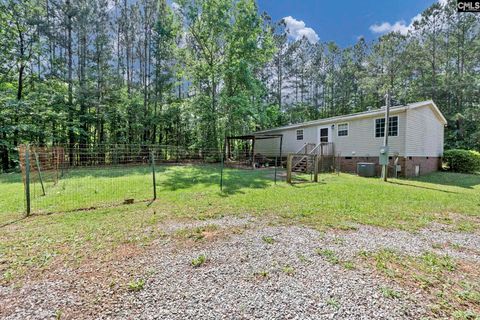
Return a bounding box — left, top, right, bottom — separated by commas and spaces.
225, 134, 283, 169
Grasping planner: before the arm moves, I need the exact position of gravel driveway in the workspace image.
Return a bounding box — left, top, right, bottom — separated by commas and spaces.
1, 216, 479, 319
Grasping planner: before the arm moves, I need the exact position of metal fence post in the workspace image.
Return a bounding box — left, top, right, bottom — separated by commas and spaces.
25, 146, 31, 216
54, 148, 59, 185
220, 148, 224, 192
60, 148, 65, 178
151, 150, 157, 200
34, 151, 46, 196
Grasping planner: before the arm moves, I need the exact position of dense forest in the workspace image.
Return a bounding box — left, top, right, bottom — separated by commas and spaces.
0, 0, 479, 171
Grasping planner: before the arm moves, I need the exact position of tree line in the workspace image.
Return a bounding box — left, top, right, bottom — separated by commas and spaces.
0, 0, 479, 170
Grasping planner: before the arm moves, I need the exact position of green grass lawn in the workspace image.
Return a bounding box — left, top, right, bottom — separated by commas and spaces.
0, 165, 479, 283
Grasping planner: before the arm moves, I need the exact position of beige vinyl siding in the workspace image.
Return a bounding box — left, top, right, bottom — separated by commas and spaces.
254, 126, 317, 156
254, 103, 444, 158
255, 112, 406, 157
331, 111, 406, 157
405, 105, 444, 157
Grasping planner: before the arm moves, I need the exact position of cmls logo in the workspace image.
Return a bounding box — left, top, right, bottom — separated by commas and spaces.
457, 0, 480, 12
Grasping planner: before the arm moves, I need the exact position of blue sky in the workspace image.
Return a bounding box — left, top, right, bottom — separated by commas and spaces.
257, 0, 439, 47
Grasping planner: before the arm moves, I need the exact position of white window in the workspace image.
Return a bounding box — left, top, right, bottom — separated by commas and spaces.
296, 129, 304, 140
375, 116, 398, 138
338, 123, 348, 136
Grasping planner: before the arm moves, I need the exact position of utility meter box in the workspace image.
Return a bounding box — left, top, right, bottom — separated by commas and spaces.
379, 146, 390, 165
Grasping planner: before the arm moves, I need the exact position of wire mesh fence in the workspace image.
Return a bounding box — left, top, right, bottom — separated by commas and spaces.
15, 144, 288, 216
5, 142, 344, 220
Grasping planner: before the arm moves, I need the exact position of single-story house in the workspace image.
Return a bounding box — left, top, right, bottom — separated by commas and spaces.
253, 100, 447, 177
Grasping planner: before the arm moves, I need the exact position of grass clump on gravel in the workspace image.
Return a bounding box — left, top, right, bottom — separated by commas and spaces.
191, 254, 207, 267
297, 253, 311, 264
341, 261, 356, 270
452, 310, 480, 320
175, 224, 218, 241
316, 249, 340, 264
326, 297, 341, 310
128, 279, 146, 292
261, 236, 275, 244
380, 287, 402, 299
282, 265, 295, 275
364, 249, 480, 318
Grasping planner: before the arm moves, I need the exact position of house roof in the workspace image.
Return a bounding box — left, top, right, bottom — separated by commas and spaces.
253, 100, 447, 134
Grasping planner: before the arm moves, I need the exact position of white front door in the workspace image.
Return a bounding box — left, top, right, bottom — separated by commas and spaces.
318, 126, 330, 144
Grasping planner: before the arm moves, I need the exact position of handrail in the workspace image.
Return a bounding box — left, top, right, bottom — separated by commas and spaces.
292, 143, 315, 169
292, 142, 334, 171
295, 143, 315, 155
305, 143, 316, 154
310, 142, 334, 155
294, 144, 307, 154
309, 143, 322, 155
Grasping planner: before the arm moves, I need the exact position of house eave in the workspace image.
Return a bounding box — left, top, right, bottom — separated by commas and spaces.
253, 106, 406, 134
252, 100, 447, 135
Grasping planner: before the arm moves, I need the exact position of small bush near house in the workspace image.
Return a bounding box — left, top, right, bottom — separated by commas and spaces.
443, 149, 480, 173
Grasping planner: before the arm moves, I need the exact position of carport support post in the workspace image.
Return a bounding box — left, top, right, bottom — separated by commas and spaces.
251, 136, 256, 169
274, 156, 277, 185
314, 155, 319, 182
25, 146, 31, 216
279, 135, 283, 167
151, 150, 157, 200
286, 154, 292, 184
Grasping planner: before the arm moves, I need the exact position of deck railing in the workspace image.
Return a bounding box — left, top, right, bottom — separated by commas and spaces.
310, 142, 334, 156
292, 142, 335, 172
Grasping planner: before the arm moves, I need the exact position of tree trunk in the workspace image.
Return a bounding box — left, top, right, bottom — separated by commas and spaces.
0, 132, 9, 171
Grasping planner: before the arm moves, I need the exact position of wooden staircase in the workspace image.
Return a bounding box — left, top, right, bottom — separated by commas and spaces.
292, 156, 310, 172
291, 143, 315, 173
291, 142, 334, 173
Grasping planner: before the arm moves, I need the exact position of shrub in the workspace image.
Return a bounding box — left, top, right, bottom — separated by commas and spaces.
443, 149, 480, 173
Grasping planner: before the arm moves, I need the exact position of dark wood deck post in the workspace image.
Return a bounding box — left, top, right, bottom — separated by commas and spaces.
279, 135, 283, 167
286, 153, 292, 184
251, 136, 256, 169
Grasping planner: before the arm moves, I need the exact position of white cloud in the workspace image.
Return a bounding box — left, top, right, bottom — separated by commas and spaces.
369, 13, 422, 35
171, 2, 181, 11
283, 16, 319, 43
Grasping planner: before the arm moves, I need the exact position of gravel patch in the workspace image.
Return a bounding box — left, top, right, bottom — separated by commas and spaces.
110, 224, 426, 320
2, 216, 479, 319
159, 215, 255, 234
321, 223, 480, 262
0, 280, 78, 320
